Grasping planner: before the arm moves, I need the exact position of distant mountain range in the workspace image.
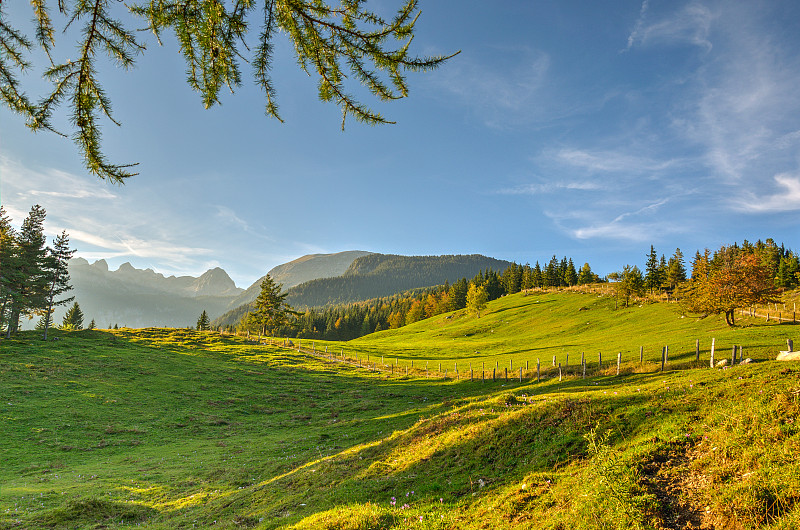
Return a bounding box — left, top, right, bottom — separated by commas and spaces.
53, 251, 512, 329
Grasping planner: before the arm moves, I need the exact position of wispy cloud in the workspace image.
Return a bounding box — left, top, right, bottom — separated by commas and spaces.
555, 198, 677, 242
625, 1, 713, 51
2, 157, 217, 274
427, 46, 551, 128
554, 148, 681, 174
497, 181, 602, 196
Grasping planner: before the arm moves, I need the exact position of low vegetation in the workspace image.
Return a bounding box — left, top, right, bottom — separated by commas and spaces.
2, 290, 799, 529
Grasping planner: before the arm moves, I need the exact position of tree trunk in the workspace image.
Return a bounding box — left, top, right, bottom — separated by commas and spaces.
725, 309, 735, 326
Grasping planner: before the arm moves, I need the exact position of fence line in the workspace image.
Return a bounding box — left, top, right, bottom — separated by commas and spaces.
249, 336, 784, 384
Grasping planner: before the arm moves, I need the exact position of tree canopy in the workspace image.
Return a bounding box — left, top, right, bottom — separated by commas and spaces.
680, 247, 779, 326
1, 0, 456, 183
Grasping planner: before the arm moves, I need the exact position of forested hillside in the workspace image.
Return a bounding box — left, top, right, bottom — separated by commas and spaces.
286, 253, 513, 307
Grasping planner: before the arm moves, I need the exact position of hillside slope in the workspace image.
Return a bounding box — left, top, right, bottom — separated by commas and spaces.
2, 308, 798, 529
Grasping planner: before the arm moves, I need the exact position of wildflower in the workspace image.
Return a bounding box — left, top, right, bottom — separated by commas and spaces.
419, 515, 424, 522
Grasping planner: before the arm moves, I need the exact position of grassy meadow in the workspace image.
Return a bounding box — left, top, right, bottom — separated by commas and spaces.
2, 289, 799, 529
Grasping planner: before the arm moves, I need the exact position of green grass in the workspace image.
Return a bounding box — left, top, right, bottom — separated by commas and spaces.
323, 289, 797, 373
1, 291, 799, 529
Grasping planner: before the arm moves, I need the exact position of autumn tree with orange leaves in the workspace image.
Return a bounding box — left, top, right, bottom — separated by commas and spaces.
680, 249, 779, 326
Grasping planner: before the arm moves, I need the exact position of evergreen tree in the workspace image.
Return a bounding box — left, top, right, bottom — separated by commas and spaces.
564, 258, 578, 287
62, 301, 84, 330
4, 205, 49, 337
0, 206, 17, 333
520, 264, 534, 291
88, 319, 96, 330
483, 270, 503, 300
447, 278, 469, 311
2, 0, 456, 183
666, 248, 687, 290
532, 262, 543, 288
42, 230, 75, 340
196, 310, 211, 331
244, 275, 295, 338
644, 245, 663, 294
545, 255, 560, 287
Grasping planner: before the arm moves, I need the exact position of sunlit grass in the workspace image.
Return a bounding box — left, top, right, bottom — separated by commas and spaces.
1, 291, 799, 528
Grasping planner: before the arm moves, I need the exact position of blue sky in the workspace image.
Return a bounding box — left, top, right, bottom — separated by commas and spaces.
2, 0, 800, 288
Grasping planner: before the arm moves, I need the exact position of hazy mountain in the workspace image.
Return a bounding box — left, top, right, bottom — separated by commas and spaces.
226, 250, 372, 309
52, 258, 243, 328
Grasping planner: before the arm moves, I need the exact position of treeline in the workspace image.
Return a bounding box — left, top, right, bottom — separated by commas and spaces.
0, 206, 76, 338
609, 239, 799, 324
254, 258, 603, 341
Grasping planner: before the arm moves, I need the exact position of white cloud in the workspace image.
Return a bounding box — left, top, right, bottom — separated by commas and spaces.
733, 174, 800, 213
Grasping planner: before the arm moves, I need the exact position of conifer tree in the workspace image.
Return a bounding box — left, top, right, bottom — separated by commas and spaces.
42, 230, 75, 340
1, 0, 457, 183
644, 245, 663, 295
88, 319, 96, 330
4, 205, 49, 337
0, 207, 17, 333
564, 258, 578, 287
244, 275, 295, 338
666, 248, 687, 290
196, 310, 211, 331
61, 301, 84, 330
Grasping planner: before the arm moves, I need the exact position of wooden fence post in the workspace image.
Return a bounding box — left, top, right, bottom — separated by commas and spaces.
566, 353, 569, 366
639, 346, 643, 365
665, 345, 669, 363
710, 338, 716, 368
660, 347, 665, 372
505, 368, 508, 382
598, 352, 602, 372
519, 367, 522, 382
695, 339, 700, 363
616, 352, 621, 375
581, 352, 585, 368
493, 367, 496, 382
582, 358, 586, 379
731, 345, 737, 365
537, 359, 540, 383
